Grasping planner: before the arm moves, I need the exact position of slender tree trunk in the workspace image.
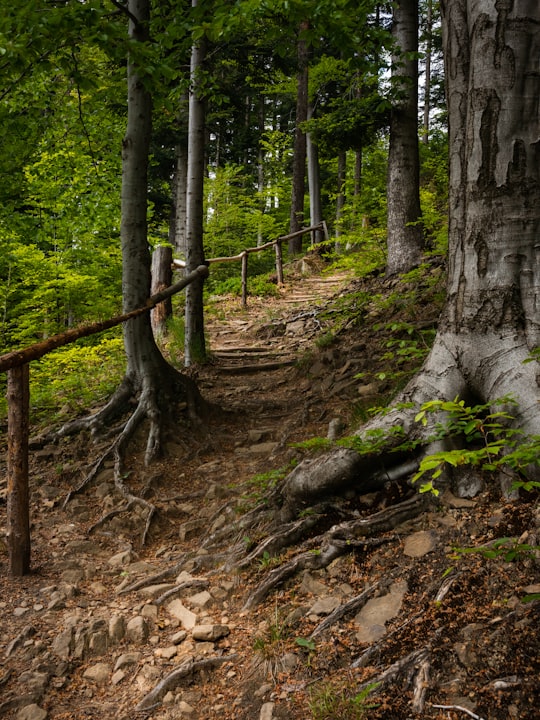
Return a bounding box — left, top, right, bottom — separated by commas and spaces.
257, 95, 265, 246
422, 0, 433, 145
289, 21, 309, 255
306, 105, 323, 247
386, 0, 424, 276
150, 245, 173, 337
172, 92, 189, 257
335, 150, 346, 247
184, 0, 207, 367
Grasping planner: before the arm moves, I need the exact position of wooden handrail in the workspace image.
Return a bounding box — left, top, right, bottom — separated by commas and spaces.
0, 265, 209, 373
172, 222, 326, 269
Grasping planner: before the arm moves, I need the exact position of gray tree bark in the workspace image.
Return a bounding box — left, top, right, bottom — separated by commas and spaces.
386, 0, 424, 276
101, 0, 204, 463
307, 105, 324, 246
283, 0, 540, 508
184, 0, 207, 366
289, 21, 309, 255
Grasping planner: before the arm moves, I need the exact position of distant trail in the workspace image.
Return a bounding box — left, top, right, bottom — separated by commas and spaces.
204, 270, 352, 375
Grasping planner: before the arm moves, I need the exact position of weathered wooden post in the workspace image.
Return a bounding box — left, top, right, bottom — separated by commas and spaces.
7, 364, 31, 576
241, 251, 249, 308
275, 240, 284, 285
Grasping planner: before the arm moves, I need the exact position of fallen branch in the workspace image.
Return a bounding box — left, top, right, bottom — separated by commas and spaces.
135, 654, 237, 711
431, 704, 486, 720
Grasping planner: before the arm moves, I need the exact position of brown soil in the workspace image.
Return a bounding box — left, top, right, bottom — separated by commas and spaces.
1, 258, 539, 720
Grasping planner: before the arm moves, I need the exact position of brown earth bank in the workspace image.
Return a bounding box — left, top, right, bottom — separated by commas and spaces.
1, 257, 539, 720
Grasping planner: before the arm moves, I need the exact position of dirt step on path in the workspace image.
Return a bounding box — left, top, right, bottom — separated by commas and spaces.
205, 270, 352, 376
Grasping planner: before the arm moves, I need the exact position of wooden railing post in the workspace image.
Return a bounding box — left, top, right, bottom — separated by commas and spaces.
7, 364, 31, 576
275, 240, 284, 285
241, 251, 249, 308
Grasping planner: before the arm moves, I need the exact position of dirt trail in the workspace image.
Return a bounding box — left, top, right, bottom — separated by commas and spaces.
0, 262, 538, 720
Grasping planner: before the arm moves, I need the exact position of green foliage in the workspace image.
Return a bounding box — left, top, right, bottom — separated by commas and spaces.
0, 336, 125, 425
452, 538, 538, 564
308, 681, 380, 720
412, 397, 540, 493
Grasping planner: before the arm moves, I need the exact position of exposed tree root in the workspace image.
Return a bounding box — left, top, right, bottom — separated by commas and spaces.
431, 704, 486, 720
309, 583, 380, 639
234, 513, 323, 570
118, 558, 188, 595
54, 359, 210, 545
135, 653, 238, 712
154, 578, 210, 606
357, 646, 430, 695
238, 493, 428, 609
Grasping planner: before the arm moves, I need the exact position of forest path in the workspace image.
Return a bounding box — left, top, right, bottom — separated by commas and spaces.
203, 267, 352, 375
1, 258, 534, 720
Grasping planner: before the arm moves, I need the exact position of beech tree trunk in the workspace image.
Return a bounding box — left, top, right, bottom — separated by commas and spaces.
172, 92, 189, 257
282, 0, 540, 509
184, 0, 207, 366
288, 22, 309, 255
115, 0, 203, 461
386, 0, 424, 276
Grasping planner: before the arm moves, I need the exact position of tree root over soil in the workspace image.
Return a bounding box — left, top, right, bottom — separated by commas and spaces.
136, 653, 238, 712
48, 360, 210, 544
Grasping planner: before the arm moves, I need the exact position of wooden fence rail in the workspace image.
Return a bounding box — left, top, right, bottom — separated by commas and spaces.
173, 221, 328, 307
0, 265, 209, 577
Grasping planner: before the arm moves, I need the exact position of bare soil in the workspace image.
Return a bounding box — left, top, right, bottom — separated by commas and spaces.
1, 258, 538, 720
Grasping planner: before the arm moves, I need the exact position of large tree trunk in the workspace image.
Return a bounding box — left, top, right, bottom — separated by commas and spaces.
84, 0, 204, 465
282, 0, 540, 510
184, 0, 207, 367
386, 0, 424, 276
288, 22, 309, 255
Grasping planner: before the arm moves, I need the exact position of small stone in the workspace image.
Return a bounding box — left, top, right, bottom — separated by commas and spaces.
301, 571, 328, 596
259, 702, 275, 720
177, 700, 195, 716
83, 662, 111, 684
52, 628, 73, 660
171, 630, 188, 644
14, 607, 31, 617
108, 550, 135, 567
163, 691, 175, 704
167, 600, 197, 630
16, 705, 47, 720
126, 616, 149, 644
109, 615, 126, 643
254, 683, 273, 698
192, 624, 230, 641
160, 645, 178, 660
309, 596, 341, 616
141, 604, 158, 621
187, 590, 212, 608
89, 582, 107, 595
114, 652, 141, 671
403, 530, 438, 558
111, 669, 126, 685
